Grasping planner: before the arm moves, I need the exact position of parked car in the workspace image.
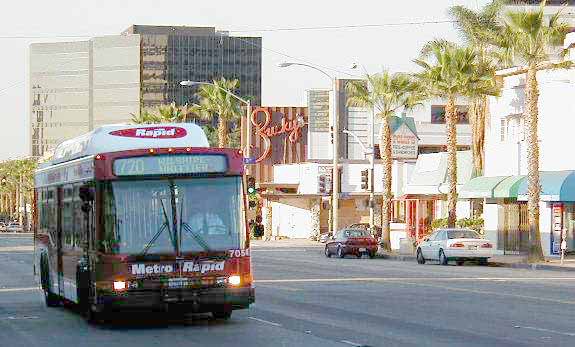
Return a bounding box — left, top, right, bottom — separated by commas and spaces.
319, 233, 332, 243
0, 222, 6, 231
347, 223, 382, 239
325, 228, 379, 258
416, 228, 493, 266
5, 222, 23, 233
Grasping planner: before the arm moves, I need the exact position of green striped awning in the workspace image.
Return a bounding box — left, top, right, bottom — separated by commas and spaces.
493, 175, 526, 199
459, 176, 509, 199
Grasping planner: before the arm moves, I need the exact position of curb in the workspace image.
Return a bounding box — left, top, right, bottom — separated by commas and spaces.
376, 252, 575, 272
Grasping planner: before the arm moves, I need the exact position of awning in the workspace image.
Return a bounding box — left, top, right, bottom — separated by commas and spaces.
493, 175, 525, 198
517, 171, 575, 201
404, 151, 472, 196
459, 176, 509, 199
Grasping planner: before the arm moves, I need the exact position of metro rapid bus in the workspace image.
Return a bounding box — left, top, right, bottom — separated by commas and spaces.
33, 123, 254, 322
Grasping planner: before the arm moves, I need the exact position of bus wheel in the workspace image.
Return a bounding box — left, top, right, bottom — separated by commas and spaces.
212, 309, 232, 320
40, 258, 59, 307
86, 307, 106, 324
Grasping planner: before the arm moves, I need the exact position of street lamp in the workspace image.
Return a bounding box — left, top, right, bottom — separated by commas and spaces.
350, 62, 377, 233
179, 80, 253, 169
278, 62, 341, 234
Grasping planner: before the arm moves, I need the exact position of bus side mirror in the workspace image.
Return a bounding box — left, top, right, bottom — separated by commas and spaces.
79, 185, 95, 202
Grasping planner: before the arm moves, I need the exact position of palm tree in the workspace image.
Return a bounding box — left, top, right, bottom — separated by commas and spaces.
193, 78, 242, 148
131, 109, 161, 124
449, 0, 508, 176
346, 72, 426, 251
501, 1, 570, 262
132, 103, 197, 124
414, 42, 499, 228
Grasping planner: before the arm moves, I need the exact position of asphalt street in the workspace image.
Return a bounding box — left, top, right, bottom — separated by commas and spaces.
1, 236, 575, 347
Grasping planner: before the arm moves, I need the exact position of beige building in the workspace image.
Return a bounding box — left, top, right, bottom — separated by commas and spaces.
30, 35, 141, 157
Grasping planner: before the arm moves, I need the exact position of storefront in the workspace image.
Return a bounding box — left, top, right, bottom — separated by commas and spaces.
462, 171, 575, 256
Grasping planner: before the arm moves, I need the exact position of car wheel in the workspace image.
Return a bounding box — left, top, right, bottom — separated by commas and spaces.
212, 310, 232, 320
337, 246, 345, 258
439, 250, 448, 266
456, 260, 464, 266
416, 249, 426, 264
478, 258, 488, 266
324, 246, 331, 258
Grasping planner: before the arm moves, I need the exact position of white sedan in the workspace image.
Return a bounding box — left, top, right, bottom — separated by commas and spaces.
416, 228, 494, 266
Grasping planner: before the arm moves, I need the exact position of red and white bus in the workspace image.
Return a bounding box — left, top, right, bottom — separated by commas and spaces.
34, 123, 254, 322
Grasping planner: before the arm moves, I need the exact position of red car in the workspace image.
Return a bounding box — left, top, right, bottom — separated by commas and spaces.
324, 229, 379, 259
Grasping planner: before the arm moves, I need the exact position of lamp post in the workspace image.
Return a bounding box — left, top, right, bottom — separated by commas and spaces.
179, 80, 252, 172
350, 62, 377, 234
278, 62, 340, 234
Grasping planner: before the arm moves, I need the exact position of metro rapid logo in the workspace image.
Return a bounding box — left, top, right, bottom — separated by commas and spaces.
131, 261, 225, 276
109, 126, 187, 139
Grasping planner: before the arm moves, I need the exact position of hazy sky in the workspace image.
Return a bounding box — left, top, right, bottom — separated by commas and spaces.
0, 0, 489, 160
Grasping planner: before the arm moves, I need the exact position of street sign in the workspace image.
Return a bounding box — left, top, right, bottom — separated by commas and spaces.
243, 157, 257, 164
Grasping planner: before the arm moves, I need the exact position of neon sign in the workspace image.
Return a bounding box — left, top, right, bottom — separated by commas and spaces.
250, 107, 306, 163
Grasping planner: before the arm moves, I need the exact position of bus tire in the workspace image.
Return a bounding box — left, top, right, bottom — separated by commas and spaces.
86, 307, 106, 324
40, 257, 59, 307
212, 309, 232, 320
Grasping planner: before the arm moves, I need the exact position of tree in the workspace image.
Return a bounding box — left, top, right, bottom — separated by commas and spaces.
414, 42, 499, 228
0, 158, 37, 230
346, 72, 426, 251
448, 0, 508, 176
192, 78, 242, 148
131, 103, 197, 124
501, 1, 570, 262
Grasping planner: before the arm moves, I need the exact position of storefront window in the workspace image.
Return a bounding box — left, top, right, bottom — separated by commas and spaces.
563, 204, 575, 253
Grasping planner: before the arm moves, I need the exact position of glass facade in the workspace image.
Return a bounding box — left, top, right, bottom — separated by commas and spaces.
136, 26, 262, 108
30, 36, 141, 158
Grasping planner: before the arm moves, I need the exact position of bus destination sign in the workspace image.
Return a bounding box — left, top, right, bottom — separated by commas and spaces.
114, 154, 228, 176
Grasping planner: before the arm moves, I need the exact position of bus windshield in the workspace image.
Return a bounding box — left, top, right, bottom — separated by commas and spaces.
102, 176, 243, 254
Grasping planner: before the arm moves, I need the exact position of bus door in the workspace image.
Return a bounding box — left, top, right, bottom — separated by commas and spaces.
56, 187, 64, 298
60, 184, 83, 303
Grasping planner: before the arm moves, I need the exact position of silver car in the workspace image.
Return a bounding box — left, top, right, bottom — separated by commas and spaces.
416, 228, 494, 266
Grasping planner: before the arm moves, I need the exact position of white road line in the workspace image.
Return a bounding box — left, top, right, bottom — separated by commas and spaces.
247, 316, 282, 327
516, 326, 575, 337
254, 277, 575, 284
0, 316, 39, 321
0, 287, 39, 293
340, 340, 362, 346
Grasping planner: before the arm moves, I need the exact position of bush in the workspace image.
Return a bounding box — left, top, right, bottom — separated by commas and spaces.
430, 217, 484, 234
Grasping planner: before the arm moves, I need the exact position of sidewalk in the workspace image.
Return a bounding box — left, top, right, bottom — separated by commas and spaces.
378, 249, 575, 272
0, 232, 33, 237
251, 238, 323, 248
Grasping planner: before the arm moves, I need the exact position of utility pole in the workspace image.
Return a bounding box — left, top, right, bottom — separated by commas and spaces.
331, 78, 340, 235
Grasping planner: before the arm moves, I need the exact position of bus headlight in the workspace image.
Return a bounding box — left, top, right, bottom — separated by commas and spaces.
113, 280, 126, 291
228, 275, 241, 286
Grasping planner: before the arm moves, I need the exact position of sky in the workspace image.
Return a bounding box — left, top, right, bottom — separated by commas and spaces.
0, 0, 490, 161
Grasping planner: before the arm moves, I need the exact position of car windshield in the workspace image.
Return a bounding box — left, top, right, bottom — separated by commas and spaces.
102, 176, 244, 254
447, 230, 480, 239
346, 229, 370, 237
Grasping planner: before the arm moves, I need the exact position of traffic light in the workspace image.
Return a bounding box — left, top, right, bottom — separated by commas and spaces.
0, 177, 6, 186
330, 126, 334, 144
318, 175, 327, 194
247, 176, 257, 209
361, 169, 369, 191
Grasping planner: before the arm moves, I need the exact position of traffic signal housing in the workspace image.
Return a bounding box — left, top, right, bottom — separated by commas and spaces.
360, 169, 369, 191
318, 175, 327, 195
247, 176, 257, 209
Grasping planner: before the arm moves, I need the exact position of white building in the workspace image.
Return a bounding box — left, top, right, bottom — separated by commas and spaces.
461, 33, 575, 256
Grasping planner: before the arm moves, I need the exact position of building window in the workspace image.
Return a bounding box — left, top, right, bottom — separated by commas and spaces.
431, 105, 469, 124
500, 118, 506, 142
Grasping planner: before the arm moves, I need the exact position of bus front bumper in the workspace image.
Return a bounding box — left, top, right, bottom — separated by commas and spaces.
95, 286, 255, 313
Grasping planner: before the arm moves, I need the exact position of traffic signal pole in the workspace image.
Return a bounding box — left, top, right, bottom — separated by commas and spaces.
332, 78, 340, 235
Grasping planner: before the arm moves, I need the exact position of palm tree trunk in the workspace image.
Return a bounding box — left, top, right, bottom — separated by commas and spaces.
525, 64, 544, 262
469, 96, 486, 177
380, 116, 392, 251
445, 97, 458, 228
218, 118, 229, 148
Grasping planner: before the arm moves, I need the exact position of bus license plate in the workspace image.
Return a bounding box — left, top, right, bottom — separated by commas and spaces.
168, 278, 189, 288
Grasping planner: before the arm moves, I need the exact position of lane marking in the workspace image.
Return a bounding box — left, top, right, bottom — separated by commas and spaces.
256, 284, 303, 292
515, 326, 575, 337
247, 316, 282, 327
396, 281, 575, 305
0, 287, 39, 293
255, 277, 575, 284
340, 340, 363, 346
0, 316, 39, 321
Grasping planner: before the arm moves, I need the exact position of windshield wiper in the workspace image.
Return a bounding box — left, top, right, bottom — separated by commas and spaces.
140, 198, 175, 256
179, 195, 211, 252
